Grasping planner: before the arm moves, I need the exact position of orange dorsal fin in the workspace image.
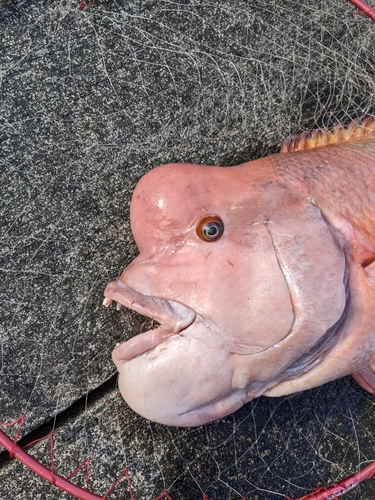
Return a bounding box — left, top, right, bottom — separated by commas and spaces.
280, 117, 375, 154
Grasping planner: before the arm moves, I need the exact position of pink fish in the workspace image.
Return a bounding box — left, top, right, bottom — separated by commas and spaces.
104, 118, 375, 427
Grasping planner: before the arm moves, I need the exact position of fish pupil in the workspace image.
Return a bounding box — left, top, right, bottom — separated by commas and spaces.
207, 225, 217, 236
203, 222, 222, 240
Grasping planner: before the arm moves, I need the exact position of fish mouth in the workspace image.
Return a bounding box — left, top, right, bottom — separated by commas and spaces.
103, 280, 196, 358
104, 276, 349, 381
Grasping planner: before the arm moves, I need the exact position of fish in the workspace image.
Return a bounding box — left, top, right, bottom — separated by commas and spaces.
104, 117, 375, 427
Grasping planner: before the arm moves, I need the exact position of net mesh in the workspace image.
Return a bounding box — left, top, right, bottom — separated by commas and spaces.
1, 0, 375, 498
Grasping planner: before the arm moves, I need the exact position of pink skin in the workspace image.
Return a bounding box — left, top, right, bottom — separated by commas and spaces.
266, 261, 375, 398
104, 133, 375, 427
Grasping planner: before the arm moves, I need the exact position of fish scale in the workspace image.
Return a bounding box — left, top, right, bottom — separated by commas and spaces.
277, 140, 375, 246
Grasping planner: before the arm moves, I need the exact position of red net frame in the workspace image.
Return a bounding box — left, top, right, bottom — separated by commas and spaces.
1, 415, 375, 499
1, 2, 375, 500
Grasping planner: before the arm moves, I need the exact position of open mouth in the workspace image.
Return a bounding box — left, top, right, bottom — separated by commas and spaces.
104, 260, 349, 390
103, 280, 196, 359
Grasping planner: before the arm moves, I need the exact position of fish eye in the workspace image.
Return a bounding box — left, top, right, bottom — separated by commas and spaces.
196, 215, 224, 242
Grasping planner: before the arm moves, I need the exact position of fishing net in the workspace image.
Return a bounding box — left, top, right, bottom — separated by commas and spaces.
1, 0, 375, 498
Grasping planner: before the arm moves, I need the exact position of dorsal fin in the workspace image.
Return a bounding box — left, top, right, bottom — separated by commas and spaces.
280, 117, 375, 154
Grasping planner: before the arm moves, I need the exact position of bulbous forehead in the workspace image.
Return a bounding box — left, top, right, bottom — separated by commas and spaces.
131, 163, 233, 215
130, 163, 234, 247
129, 162, 281, 249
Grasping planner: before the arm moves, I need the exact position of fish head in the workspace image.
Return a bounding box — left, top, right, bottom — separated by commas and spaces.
104, 162, 347, 426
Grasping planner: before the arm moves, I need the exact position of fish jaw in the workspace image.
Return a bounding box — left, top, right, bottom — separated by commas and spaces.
103, 280, 247, 425
104, 278, 275, 426
109, 312, 274, 427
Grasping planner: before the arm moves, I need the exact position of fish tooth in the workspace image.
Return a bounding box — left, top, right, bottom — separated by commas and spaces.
103, 297, 113, 307
116, 302, 123, 311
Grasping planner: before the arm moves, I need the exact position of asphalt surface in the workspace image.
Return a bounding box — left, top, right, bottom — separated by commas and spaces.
1, 0, 375, 498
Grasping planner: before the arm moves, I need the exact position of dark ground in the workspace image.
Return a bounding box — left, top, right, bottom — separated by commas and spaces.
1, 0, 375, 498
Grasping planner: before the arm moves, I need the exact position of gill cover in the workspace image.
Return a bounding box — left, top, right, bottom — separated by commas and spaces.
255, 200, 347, 376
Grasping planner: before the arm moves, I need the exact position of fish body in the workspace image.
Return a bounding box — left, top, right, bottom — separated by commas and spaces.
104, 118, 375, 426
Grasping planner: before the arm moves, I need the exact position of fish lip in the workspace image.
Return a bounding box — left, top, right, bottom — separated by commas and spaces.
103, 279, 196, 334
